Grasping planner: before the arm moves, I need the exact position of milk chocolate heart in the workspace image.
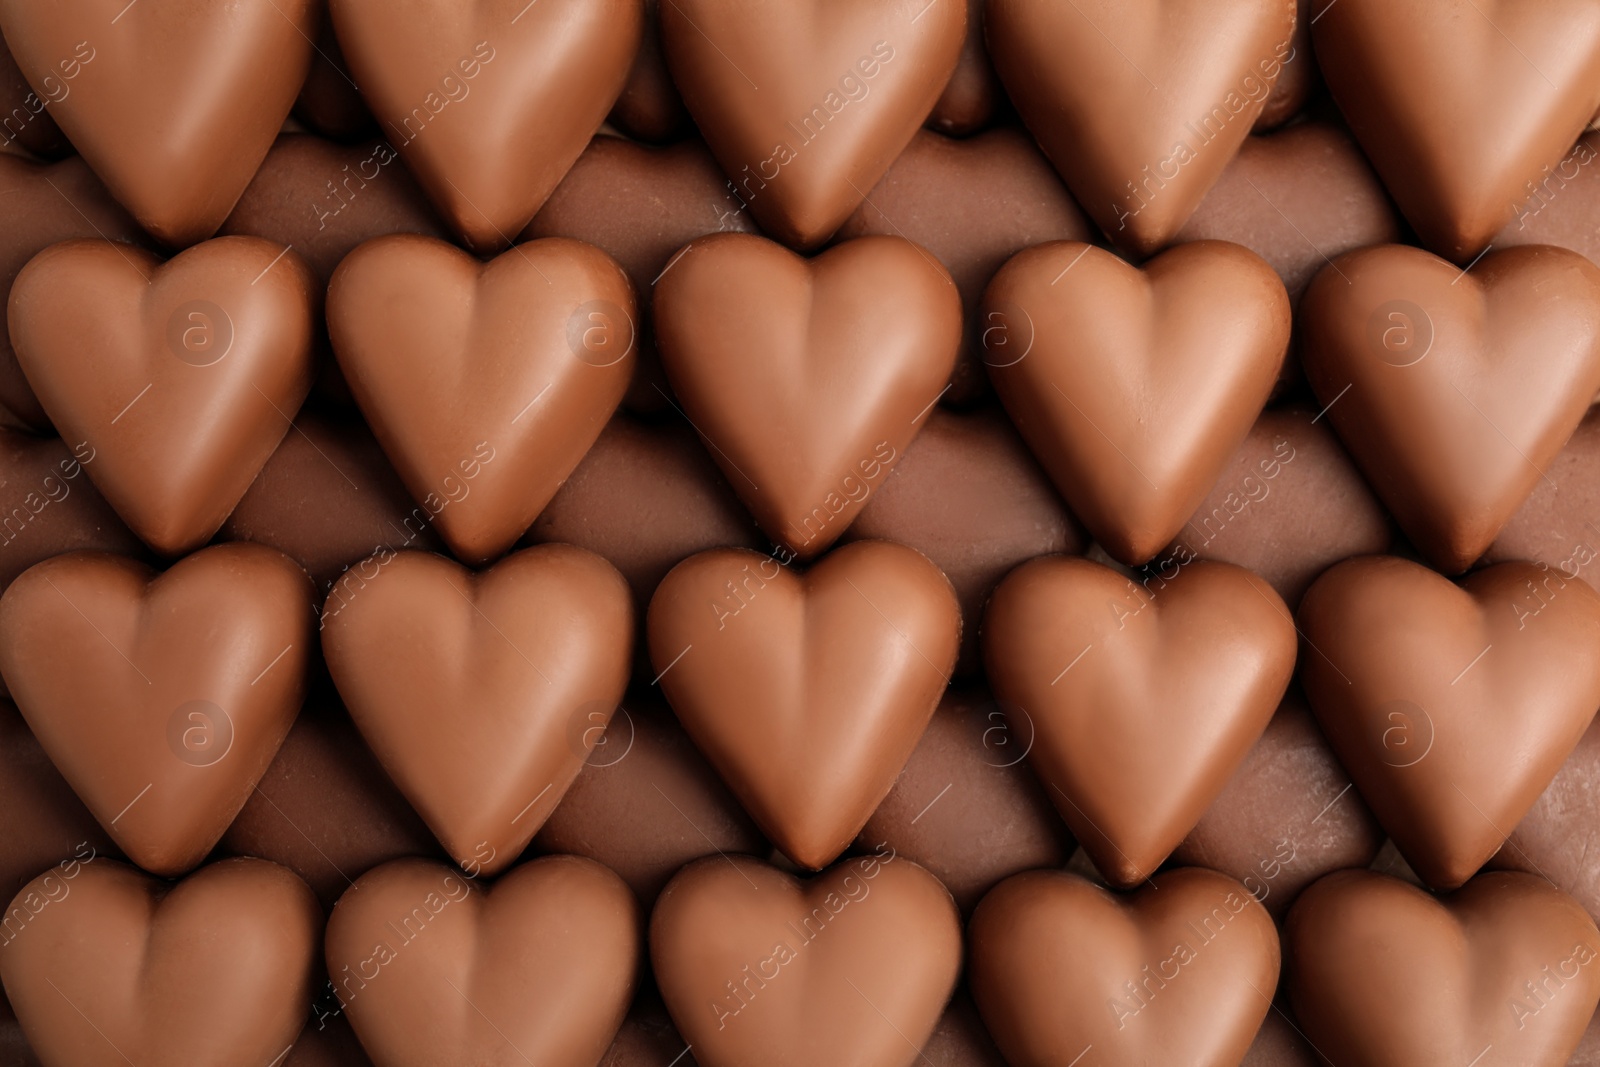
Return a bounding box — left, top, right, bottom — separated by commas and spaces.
0, 0, 316, 246
986, 0, 1296, 255
1312, 0, 1600, 261
0, 154, 150, 431
329, 0, 641, 253
647, 540, 960, 869
982, 240, 1290, 566
322, 545, 633, 875
650, 850, 962, 1067
983, 556, 1296, 887
659, 0, 966, 249
1286, 869, 1600, 1065
1300, 243, 1600, 574
654, 233, 960, 559
969, 867, 1280, 1066
327, 234, 635, 564
0, 857, 320, 1067
325, 855, 639, 1067
9, 236, 318, 557
0, 544, 313, 876
1298, 555, 1600, 890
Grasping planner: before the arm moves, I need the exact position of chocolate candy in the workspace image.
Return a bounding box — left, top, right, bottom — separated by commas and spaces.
0, 154, 149, 430
969, 867, 1280, 1065
322, 546, 633, 875
847, 405, 1085, 676
608, 0, 690, 143
328, 0, 641, 253
1299, 556, 1600, 890
648, 541, 959, 870
837, 127, 1095, 404
984, 556, 1296, 886
855, 687, 1074, 914
1492, 714, 1600, 926
1487, 405, 1600, 575
0, 544, 313, 876
926, 0, 1000, 136
0, 0, 317, 245
0, 29, 68, 158
10, 237, 318, 556
535, 696, 767, 908
0, 857, 321, 1067
291, 20, 377, 142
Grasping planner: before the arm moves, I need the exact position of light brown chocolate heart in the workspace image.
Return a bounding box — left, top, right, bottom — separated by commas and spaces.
1286, 869, 1600, 1065
660, 0, 965, 249
321, 545, 633, 876
1300, 244, 1600, 574
0, 857, 320, 1067
969, 867, 1280, 1066
8, 236, 317, 557
329, 0, 641, 253
982, 556, 1296, 887
325, 855, 639, 1067
986, 0, 1296, 255
982, 240, 1289, 566
654, 233, 960, 559
0, 0, 316, 246
1313, 0, 1600, 261
647, 540, 959, 869
650, 850, 962, 1067
0, 544, 313, 876
327, 234, 635, 565
1298, 555, 1600, 891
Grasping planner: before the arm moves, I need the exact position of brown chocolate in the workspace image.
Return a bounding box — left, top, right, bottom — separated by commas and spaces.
1298, 556, 1600, 890
0, 701, 114, 906
987, 0, 1297, 255
1159, 405, 1393, 609
1486, 405, 1600, 575
1491, 714, 1600, 927
322, 545, 633, 875
983, 240, 1290, 565
648, 541, 960, 870
969, 867, 1280, 1065
855, 687, 1074, 914
0, 28, 68, 158
1301, 243, 1600, 573
919, 988, 1007, 1067
527, 412, 763, 620
654, 233, 961, 559
1175, 121, 1402, 306
1495, 131, 1600, 263
0, 544, 313, 876
220, 409, 447, 597
1286, 869, 1600, 1064
535, 696, 767, 907
291, 20, 378, 142
925, 0, 1000, 136
0, 857, 321, 1067
524, 135, 758, 413
650, 851, 962, 1067
1252, 0, 1316, 130
0, 154, 149, 431
846, 405, 1085, 676
983, 556, 1296, 887
1173, 688, 1386, 918
1312, 0, 1600, 261
327, 233, 634, 564
608, 0, 690, 143
598, 992, 695, 1067
219, 692, 444, 911
836, 128, 1095, 405
0, 0, 317, 245
328, 0, 641, 253
9, 236, 318, 556
660, 0, 966, 249
325, 855, 640, 1067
